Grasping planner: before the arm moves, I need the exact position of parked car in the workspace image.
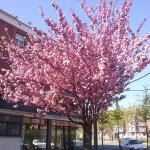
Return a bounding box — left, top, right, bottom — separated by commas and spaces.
32, 139, 54, 150
120, 138, 131, 148
121, 139, 146, 150
72, 139, 84, 150
20, 141, 30, 150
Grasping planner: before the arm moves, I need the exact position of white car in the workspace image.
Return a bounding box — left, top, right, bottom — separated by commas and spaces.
32, 139, 54, 150
121, 139, 146, 150
120, 138, 131, 148
32, 139, 46, 149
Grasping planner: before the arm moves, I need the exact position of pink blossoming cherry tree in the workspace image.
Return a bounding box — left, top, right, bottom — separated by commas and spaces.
1, 0, 150, 149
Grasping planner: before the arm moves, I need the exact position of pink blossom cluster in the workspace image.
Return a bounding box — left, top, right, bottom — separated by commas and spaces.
0, 0, 150, 120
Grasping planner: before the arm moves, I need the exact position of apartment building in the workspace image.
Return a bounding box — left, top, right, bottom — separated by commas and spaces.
97, 108, 149, 142
112, 112, 150, 141
0, 9, 83, 150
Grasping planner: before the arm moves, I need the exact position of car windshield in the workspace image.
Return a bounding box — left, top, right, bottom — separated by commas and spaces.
129, 140, 140, 145
34, 139, 46, 143
121, 138, 130, 143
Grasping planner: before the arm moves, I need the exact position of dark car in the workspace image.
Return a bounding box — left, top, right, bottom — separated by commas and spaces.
71, 139, 84, 150
21, 141, 30, 150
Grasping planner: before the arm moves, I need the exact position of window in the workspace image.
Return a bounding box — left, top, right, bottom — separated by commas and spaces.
8, 115, 22, 123
7, 123, 21, 136
0, 123, 7, 136
0, 114, 22, 136
16, 33, 24, 46
0, 114, 8, 122
131, 127, 134, 132
129, 140, 140, 145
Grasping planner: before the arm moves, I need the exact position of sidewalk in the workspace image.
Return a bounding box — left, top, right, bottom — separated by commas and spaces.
143, 143, 150, 150
97, 140, 119, 145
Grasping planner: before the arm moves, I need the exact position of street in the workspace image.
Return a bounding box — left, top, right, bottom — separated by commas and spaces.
96, 144, 119, 150
92, 143, 150, 150
92, 142, 119, 150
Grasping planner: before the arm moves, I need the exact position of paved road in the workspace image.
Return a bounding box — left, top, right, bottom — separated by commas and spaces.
92, 143, 119, 150
96, 144, 119, 150
92, 144, 150, 150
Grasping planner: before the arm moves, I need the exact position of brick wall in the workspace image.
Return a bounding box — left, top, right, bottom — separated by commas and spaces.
0, 19, 29, 42
0, 19, 29, 72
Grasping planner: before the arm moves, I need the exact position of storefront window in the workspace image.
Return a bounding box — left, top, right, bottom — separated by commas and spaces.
51, 126, 57, 148
21, 117, 47, 150
71, 127, 76, 142
64, 127, 69, 149
51, 126, 64, 149
20, 118, 83, 150
57, 126, 63, 149
51, 120, 83, 150
71, 127, 83, 150
76, 127, 83, 140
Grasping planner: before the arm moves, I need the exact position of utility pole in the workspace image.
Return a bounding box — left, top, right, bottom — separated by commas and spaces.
117, 121, 121, 150
101, 127, 104, 150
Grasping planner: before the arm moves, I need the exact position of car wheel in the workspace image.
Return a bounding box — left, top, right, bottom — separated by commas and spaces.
26, 146, 29, 150
34, 145, 38, 150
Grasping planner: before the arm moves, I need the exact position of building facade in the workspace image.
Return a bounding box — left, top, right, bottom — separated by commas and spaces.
0, 9, 83, 150
112, 112, 150, 141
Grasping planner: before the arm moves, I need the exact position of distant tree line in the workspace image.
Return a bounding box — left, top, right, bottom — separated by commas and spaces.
98, 88, 150, 147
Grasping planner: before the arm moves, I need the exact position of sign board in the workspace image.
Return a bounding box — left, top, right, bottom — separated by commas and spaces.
22, 117, 45, 125
52, 120, 69, 126
22, 117, 31, 123
31, 118, 40, 124
70, 122, 82, 128
100, 127, 104, 131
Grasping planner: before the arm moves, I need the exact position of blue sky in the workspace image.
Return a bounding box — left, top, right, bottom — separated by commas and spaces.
1, 0, 150, 108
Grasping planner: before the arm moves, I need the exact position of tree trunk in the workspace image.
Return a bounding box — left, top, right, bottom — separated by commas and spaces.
94, 120, 98, 150
135, 130, 137, 140
111, 127, 113, 142
112, 134, 113, 142
83, 122, 92, 150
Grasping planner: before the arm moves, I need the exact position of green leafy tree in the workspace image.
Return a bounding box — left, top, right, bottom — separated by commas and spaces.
132, 106, 141, 140
136, 87, 150, 147
98, 111, 116, 141
122, 107, 131, 137
98, 111, 110, 150
112, 100, 124, 150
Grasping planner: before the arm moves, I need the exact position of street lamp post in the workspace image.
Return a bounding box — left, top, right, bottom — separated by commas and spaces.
100, 127, 104, 150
